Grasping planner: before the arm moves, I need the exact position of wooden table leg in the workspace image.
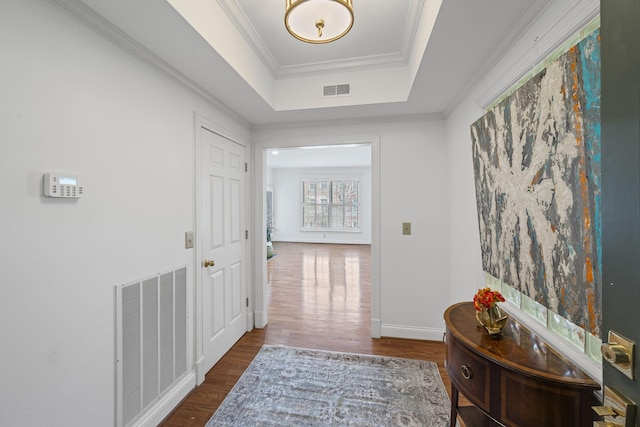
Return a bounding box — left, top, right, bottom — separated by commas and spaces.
450, 384, 459, 427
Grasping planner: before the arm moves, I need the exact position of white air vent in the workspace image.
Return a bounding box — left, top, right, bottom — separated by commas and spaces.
115, 267, 188, 427
323, 83, 351, 97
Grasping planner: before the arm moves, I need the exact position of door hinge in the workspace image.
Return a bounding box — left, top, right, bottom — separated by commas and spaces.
246, 297, 249, 307
245, 230, 249, 240
245, 162, 248, 172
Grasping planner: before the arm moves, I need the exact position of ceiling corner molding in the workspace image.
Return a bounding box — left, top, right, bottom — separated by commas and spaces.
277, 53, 407, 79
400, 0, 427, 59
47, 0, 251, 128
251, 112, 443, 131
216, 0, 279, 77
474, 0, 599, 110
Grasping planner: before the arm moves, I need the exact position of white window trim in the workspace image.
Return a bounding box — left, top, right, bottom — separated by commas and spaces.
300, 175, 362, 232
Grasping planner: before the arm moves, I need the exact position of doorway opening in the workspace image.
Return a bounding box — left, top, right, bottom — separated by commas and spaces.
256, 139, 381, 338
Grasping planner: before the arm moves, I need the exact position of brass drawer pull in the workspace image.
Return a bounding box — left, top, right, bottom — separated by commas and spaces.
461, 364, 473, 380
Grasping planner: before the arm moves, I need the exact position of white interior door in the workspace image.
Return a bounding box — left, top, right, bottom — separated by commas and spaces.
200, 126, 247, 373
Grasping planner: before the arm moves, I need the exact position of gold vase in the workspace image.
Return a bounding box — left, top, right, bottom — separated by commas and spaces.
475, 304, 508, 336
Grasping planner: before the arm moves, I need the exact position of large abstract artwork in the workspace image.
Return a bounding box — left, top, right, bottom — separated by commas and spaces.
471, 30, 601, 336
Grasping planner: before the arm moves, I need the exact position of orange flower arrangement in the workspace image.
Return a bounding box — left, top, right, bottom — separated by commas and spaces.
473, 287, 505, 311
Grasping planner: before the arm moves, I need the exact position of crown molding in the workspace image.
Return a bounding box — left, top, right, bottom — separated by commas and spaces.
251, 112, 443, 131
400, 0, 426, 59
47, 0, 251, 128
216, 0, 280, 77
276, 52, 406, 78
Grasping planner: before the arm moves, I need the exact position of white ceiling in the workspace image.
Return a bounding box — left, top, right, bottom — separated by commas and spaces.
59, 0, 548, 127
267, 144, 372, 169
235, 0, 415, 69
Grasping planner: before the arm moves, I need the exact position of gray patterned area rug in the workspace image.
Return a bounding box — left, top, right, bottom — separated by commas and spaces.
206, 345, 451, 427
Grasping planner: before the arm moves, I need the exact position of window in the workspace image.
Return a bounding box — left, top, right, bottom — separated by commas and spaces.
302, 180, 359, 230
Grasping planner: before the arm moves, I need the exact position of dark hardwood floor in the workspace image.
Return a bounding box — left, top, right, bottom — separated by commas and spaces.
161, 242, 453, 426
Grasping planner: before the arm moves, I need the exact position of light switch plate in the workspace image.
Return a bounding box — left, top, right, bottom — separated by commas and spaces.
402, 222, 411, 235
185, 231, 194, 249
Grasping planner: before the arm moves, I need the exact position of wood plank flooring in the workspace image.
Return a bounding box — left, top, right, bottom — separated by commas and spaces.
161, 242, 454, 426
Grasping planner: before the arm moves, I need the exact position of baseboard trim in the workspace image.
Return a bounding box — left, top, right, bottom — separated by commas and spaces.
274, 238, 372, 245
254, 309, 266, 329
371, 318, 382, 338
246, 311, 254, 331
195, 356, 206, 385
130, 371, 196, 427
380, 324, 445, 342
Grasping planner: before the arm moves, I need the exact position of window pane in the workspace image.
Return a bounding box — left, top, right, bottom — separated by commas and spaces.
330, 205, 344, 228
318, 205, 329, 228
349, 181, 359, 204
302, 182, 313, 203
345, 205, 358, 228
302, 204, 314, 228
331, 181, 343, 203
319, 181, 329, 203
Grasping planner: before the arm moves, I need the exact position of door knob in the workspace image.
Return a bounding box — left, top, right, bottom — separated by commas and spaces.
601, 331, 635, 379
602, 344, 631, 366
203, 259, 215, 268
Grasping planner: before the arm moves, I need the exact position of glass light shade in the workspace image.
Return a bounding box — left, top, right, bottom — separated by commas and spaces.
285, 0, 354, 44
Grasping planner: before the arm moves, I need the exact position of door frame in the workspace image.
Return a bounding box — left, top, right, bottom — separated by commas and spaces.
194, 114, 252, 385
251, 134, 381, 337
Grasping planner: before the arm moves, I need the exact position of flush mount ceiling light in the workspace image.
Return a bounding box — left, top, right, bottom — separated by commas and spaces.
285, 0, 354, 44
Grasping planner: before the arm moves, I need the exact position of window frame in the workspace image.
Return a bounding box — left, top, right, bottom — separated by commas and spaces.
300, 178, 361, 232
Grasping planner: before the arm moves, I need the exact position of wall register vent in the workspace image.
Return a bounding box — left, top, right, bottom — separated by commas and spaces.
323, 83, 351, 97
115, 266, 188, 427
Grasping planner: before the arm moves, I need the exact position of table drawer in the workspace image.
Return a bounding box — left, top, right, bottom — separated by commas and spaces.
446, 336, 492, 412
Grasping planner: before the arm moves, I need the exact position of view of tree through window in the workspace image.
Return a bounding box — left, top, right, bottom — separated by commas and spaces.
302, 180, 359, 230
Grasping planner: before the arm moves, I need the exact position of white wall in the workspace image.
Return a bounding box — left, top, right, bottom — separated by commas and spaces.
443, 0, 601, 376
444, 0, 599, 306
253, 119, 449, 340
0, 1, 249, 425
271, 166, 372, 244
378, 121, 448, 339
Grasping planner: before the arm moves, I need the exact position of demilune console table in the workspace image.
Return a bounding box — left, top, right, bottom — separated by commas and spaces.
444, 302, 600, 427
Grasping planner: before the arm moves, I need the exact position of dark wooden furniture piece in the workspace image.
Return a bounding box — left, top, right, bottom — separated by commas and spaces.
444, 302, 600, 427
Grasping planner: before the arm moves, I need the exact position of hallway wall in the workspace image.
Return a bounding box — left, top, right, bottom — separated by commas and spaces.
253, 119, 449, 340
444, 0, 600, 370
0, 1, 250, 425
